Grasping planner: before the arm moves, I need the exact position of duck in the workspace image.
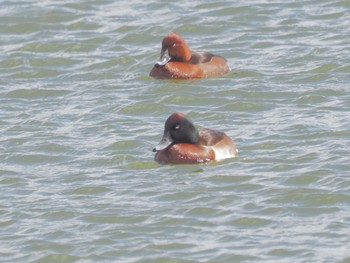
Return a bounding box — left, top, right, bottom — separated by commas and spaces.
153, 112, 237, 164
149, 32, 231, 79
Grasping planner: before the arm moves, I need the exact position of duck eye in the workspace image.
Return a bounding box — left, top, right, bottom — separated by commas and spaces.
173, 124, 180, 130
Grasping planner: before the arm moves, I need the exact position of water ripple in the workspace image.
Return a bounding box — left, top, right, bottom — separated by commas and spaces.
1, 0, 349, 262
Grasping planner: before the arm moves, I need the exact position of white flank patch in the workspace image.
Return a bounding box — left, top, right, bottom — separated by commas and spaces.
213, 146, 237, 161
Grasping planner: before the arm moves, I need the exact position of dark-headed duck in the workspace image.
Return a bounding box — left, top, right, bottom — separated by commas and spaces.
153, 112, 237, 164
150, 32, 231, 79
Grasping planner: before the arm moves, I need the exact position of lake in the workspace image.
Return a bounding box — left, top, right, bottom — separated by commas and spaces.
1, 0, 349, 262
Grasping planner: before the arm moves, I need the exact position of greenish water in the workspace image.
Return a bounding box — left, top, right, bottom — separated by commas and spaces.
1, 0, 350, 262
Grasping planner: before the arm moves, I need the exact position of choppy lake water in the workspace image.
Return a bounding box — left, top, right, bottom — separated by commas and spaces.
1, 0, 350, 262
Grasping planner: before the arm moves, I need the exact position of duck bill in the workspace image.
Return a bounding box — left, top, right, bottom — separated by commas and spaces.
155, 50, 171, 67
153, 132, 173, 152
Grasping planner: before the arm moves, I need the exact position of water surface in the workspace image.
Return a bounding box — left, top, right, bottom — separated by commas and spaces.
1, 0, 350, 262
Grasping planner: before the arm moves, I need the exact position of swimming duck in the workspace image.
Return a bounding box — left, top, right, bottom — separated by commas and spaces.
150, 32, 231, 79
153, 112, 237, 164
